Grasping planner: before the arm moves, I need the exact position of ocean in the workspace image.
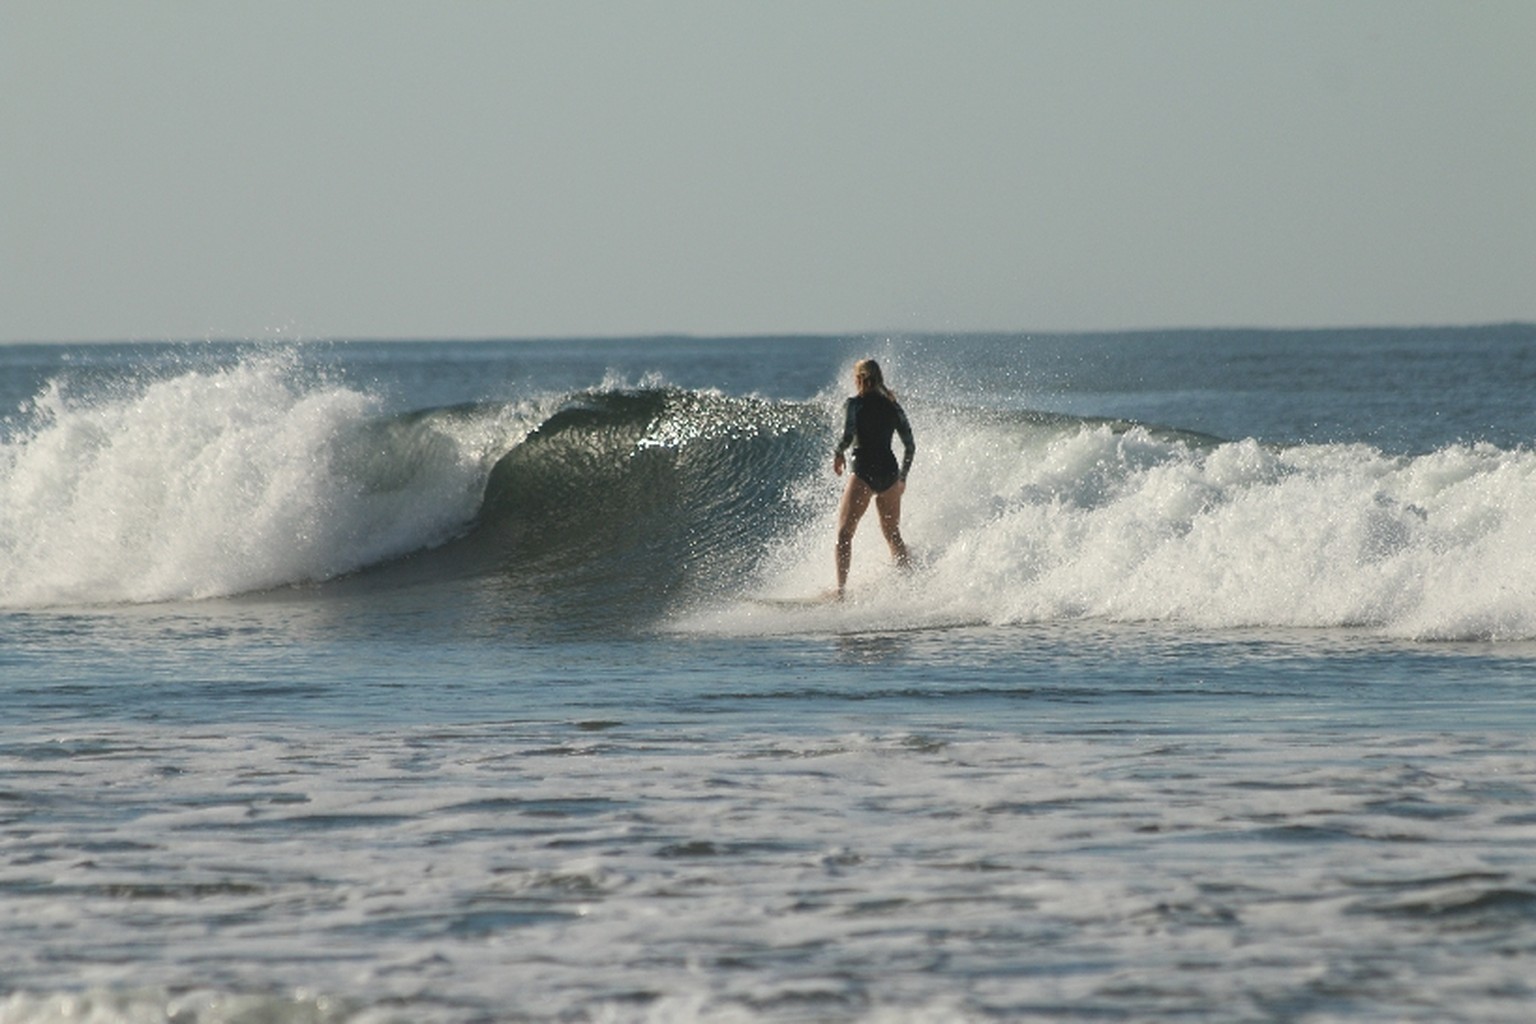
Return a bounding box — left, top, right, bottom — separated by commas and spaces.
2, 327, 1536, 1023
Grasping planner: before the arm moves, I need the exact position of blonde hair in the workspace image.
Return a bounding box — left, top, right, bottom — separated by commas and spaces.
854, 358, 897, 401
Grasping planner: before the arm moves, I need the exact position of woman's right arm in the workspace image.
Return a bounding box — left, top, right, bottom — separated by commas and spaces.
834, 398, 857, 455
833, 398, 856, 473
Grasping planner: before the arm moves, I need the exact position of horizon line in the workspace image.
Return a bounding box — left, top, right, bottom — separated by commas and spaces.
4, 320, 1534, 347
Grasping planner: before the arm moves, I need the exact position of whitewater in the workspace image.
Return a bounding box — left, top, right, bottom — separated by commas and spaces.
3, 329, 1536, 1023
4, 339, 1534, 640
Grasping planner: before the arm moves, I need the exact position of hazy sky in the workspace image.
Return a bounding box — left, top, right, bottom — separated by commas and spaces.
3, 1, 1533, 342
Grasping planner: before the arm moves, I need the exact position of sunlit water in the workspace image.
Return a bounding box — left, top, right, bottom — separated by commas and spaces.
3, 329, 1536, 1022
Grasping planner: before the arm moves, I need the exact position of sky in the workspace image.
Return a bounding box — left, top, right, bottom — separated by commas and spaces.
3, 1, 1533, 342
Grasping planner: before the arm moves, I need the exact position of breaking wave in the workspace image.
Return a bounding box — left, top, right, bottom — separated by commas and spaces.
4, 352, 1534, 640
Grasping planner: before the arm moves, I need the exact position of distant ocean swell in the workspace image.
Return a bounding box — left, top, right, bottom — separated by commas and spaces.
2, 354, 1533, 640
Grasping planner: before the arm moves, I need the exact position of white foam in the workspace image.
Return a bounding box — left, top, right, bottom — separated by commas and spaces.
0, 354, 513, 608
0, 989, 362, 1024
5, 724, 1535, 1022
720, 412, 1536, 641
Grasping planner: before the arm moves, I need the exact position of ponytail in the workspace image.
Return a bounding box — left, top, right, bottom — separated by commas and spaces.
854, 358, 897, 402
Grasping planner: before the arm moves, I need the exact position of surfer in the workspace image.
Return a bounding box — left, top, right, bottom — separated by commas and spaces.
832, 359, 915, 598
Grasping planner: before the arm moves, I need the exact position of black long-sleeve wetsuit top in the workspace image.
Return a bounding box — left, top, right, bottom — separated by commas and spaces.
835, 392, 915, 493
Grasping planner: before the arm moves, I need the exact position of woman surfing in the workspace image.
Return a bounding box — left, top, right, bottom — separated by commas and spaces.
832, 359, 915, 598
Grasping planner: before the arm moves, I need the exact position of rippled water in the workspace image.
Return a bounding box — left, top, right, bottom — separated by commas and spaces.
6, 612, 1536, 1022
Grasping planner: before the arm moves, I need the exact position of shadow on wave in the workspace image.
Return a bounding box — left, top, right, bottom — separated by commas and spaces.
326, 389, 828, 631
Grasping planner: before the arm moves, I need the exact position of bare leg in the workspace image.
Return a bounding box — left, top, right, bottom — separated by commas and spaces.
835, 475, 874, 597
875, 479, 910, 568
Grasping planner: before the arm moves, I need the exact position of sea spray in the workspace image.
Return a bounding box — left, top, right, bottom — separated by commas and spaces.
0, 354, 512, 608
8, 349, 1535, 640
7, 333, 1536, 1024
729, 414, 1536, 641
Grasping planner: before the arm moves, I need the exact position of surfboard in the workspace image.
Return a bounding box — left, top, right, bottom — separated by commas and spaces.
747, 591, 840, 609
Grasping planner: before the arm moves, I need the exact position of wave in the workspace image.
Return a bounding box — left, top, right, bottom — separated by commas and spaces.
4, 354, 1535, 641
426, 387, 831, 631
727, 414, 1536, 642
0, 353, 529, 608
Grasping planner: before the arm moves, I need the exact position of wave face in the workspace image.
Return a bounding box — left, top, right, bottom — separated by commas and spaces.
446, 387, 828, 630
5, 351, 1535, 641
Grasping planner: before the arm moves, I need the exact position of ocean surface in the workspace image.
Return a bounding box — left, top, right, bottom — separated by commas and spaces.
3, 327, 1536, 1023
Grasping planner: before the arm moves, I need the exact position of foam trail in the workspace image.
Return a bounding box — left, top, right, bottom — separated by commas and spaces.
719, 409, 1536, 642
0, 354, 512, 608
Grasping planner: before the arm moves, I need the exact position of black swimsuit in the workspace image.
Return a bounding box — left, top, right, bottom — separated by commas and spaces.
836, 393, 915, 493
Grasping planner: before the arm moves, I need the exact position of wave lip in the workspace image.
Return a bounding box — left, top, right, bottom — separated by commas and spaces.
460, 387, 828, 628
